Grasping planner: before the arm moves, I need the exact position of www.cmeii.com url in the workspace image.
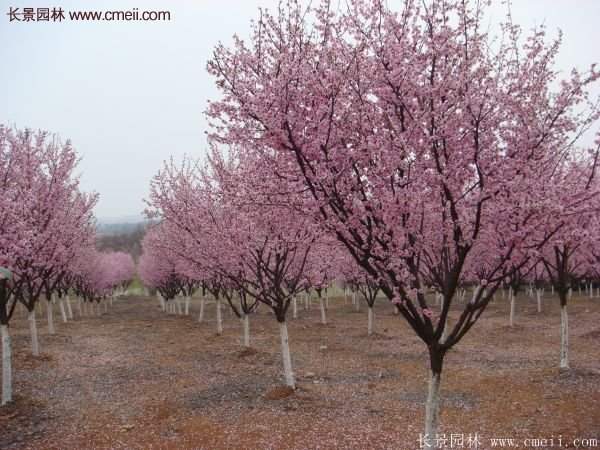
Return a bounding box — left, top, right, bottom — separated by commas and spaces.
6, 7, 171, 22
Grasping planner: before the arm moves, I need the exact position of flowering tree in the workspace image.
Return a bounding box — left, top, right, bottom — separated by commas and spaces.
147, 149, 317, 388
537, 159, 600, 369
139, 226, 186, 312
206, 0, 600, 439
0, 125, 97, 404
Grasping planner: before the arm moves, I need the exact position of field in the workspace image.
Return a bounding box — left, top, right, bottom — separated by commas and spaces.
1, 292, 599, 449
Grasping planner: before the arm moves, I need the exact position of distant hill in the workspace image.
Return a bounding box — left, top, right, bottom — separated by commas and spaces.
96, 221, 147, 236
96, 220, 154, 260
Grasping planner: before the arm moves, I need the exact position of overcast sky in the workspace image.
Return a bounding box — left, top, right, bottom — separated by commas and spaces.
1, 0, 599, 221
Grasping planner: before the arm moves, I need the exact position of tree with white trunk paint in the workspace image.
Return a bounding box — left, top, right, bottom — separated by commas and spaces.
0, 270, 17, 406
222, 284, 258, 348
530, 156, 600, 371
206, 0, 600, 441
0, 125, 100, 405
146, 151, 319, 390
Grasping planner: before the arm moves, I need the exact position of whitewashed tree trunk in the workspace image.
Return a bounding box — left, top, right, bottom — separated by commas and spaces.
185, 296, 190, 315
292, 296, 298, 319
319, 297, 327, 325
59, 298, 67, 323
278, 321, 295, 388
425, 371, 441, 445
560, 304, 569, 370
216, 298, 223, 335
104, 300, 108, 313
28, 311, 39, 356
325, 289, 329, 308
47, 300, 55, 334
176, 298, 182, 315
66, 295, 74, 319
77, 298, 82, 317
355, 295, 360, 312
367, 306, 374, 336
242, 313, 250, 348
509, 289, 515, 327
198, 298, 205, 322
536, 290, 542, 313
551, 285, 554, 295
1, 324, 12, 405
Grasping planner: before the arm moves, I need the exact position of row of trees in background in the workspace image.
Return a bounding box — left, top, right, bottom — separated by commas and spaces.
0, 125, 136, 407
142, 0, 600, 444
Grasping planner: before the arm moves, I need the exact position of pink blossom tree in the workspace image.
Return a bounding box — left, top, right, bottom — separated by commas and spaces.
0, 125, 96, 404
206, 0, 600, 439
147, 150, 317, 388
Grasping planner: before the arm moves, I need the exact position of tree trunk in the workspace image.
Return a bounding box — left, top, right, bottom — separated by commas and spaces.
560, 304, 569, 370
355, 294, 360, 312
278, 321, 295, 388
424, 349, 445, 447
536, 290, 542, 313
425, 370, 442, 446
292, 296, 298, 319
367, 306, 374, 336
77, 298, 82, 317
28, 311, 39, 356
242, 313, 250, 348
198, 298, 205, 323
176, 298, 183, 315
59, 298, 68, 323
319, 297, 327, 325
66, 295, 74, 319
47, 300, 55, 334
216, 298, 223, 335
509, 289, 515, 327
1, 324, 12, 406
104, 300, 108, 313
185, 297, 190, 315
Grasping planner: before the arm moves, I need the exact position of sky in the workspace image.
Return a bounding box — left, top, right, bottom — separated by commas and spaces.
1, 0, 599, 221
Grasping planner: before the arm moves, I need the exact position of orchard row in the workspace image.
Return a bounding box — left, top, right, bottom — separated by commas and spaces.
141, 0, 600, 443
0, 126, 136, 406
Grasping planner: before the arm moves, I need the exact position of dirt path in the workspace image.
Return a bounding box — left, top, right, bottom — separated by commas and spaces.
1, 294, 599, 449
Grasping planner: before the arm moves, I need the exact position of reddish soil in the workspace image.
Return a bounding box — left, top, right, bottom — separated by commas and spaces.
1, 292, 599, 449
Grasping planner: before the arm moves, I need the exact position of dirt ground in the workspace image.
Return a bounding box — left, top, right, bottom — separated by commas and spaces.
1, 291, 599, 450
